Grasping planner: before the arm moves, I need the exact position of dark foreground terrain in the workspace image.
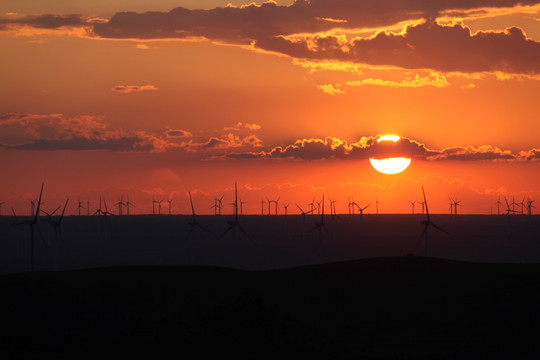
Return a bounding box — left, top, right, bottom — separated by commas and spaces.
2, 257, 540, 359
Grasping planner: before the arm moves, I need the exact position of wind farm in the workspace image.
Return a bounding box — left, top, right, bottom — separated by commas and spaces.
1, 0, 540, 357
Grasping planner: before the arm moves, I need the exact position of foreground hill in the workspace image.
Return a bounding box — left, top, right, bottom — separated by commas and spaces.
2, 256, 540, 359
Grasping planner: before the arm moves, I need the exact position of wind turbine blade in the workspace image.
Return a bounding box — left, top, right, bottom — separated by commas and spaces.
34, 182, 44, 223
237, 224, 254, 243
431, 222, 450, 235
419, 224, 428, 242
322, 224, 333, 240
50, 206, 60, 216
58, 198, 69, 225
189, 191, 196, 216
218, 225, 233, 239
422, 185, 431, 221
362, 203, 371, 211
196, 222, 211, 232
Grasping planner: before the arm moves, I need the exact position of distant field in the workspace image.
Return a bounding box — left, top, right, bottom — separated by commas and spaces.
1, 214, 539, 273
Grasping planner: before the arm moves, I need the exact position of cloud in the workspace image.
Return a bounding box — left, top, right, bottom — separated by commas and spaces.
256, 21, 540, 75
4, 2, 540, 76
111, 85, 158, 93
0, 14, 89, 30
346, 73, 450, 88
165, 129, 192, 138
318, 84, 345, 95
0, 113, 180, 152
90, 1, 540, 41
199, 133, 263, 149
226, 135, 539, 162
223, 122, 262, 131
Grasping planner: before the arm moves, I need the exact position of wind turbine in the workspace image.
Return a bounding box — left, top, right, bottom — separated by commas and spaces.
283, 203, 290, 216
12, 182, 45, 272
93, 196, 105, 216
329, 198, 337, 217
166, 198, 173, 215
102, 197, 115, 216
45, 198, 69, 270
219, 183, 253, 248
125, 196, 134, 215
308, 194, 332, 261
240, 199, 247, 215
271, 197, 280, 215
217, 195, 224, 215
375, 198, 380, 215
115, 195, 125, 216
158, 199, 164, 215
527, 199, 535, 216
504, 197, 517, 216
453, 199, 461, 216
308, 198, 316, 216
495, 196, 502, 216
409, 200, 417, 215
186, 192, 210, 240
77, 198, 85, 216
355, 202, 371, 217
419, 185, 449, 257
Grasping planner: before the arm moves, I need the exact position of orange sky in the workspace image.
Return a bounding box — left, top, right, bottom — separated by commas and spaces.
1, 0, 539, 215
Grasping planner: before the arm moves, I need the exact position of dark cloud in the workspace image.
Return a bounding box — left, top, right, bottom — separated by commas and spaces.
3, 1, 539, 74
226, 136, 538, 162
165, 129, 192, 138
256, 21, 540, 74
3, 137, 155, 152
0, 14, 89, 30
91, 0, 540, 42
0, 113, 179, 152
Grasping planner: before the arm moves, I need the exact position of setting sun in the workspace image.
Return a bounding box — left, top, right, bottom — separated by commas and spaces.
370, 135, 412, 174
369, 157, 412, 174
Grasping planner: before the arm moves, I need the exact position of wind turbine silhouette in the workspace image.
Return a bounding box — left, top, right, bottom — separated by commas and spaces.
45, 198, 69, 270
152, 199, 158, 215
308, 194, 332, 261
283, 203, 290, 216
240, 199, 247, 215
187, 192, 209, 237
409, 200, 417, 215
115, 195, 125, 216
219, 183, 253, 247
93, 196, 105, 216
271, 197, 280, 215
185, 191, 210, 263
13, 182, 45, 272
504, 197, 517, 216
77, 198, 85, 216
166, 198, 173, 215
495, 196, 503, 216
419, 185, 449, 257
453, 199, 461, 216
102, 197, 114, 216
355, 202, 371, 217
527, 199, 535, 216
125, 196, 134, 215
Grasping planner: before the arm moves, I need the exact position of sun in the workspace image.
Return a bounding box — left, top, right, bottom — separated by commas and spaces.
369, 135, 412, 174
